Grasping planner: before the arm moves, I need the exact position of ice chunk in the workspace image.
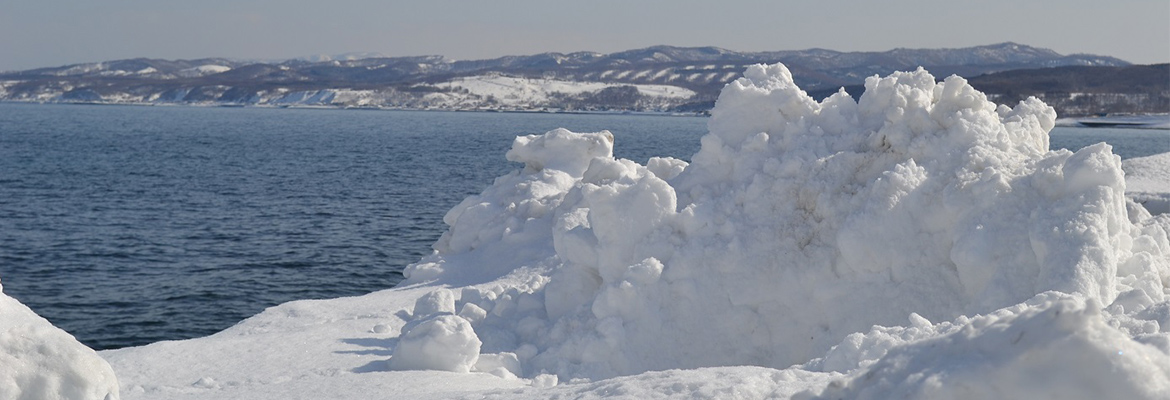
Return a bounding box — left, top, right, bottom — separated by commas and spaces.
412, 288, 456, 318
505, 128, 613, 176
388, 314, 481, 373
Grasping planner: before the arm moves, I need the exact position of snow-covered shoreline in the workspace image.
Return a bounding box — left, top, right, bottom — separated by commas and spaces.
4, 63, 1170, 399
0, 99, 711, 117
8, 100, 1170, 125
0, 74, 703, 114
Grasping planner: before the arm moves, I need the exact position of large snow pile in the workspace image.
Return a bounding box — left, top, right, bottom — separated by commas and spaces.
0, 280, 121, 400
89, 63, 1170, 399
402, 62, 1170, 378
398, 63, 1170, 390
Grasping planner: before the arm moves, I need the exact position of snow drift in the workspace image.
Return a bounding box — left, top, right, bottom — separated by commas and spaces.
0, 280, 121, 400
395, 63, 1170, 391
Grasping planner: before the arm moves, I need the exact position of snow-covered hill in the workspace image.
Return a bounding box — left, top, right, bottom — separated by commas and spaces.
0, 43, 1144, 113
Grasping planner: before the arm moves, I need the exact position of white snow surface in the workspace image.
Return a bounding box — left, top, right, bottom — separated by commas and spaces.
6, 63, 1170, 399
0, 281, 120, 400
177, 65, 231, 78
434, 75, 696, 107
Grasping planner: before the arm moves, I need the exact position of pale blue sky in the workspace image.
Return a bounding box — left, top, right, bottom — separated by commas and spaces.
1, 0, 1167, 71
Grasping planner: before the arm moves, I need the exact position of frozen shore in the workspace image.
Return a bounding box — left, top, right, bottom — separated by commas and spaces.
3, 63, 1169, 399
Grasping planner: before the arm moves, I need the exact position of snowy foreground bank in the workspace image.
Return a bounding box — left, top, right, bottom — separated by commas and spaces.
4, 64, 1170, 399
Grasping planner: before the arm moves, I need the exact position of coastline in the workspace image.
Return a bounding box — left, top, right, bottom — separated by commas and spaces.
0, 99, 710, 117
10, 100, 1170, 124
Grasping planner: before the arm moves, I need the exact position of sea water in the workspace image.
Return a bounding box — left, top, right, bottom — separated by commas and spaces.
0, 103, 706, 349
0, 102, 1165, 349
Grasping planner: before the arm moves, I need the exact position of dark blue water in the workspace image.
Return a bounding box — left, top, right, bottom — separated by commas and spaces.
0, 102, 1165, 350
0, 103, 707, 349
1049, 126, 1169, 159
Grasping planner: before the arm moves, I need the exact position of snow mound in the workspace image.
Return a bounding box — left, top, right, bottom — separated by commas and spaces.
396, 62, 1170, 386
0, 281, 121, 400
805, 297, 1170, 399
389, 314, 481, 373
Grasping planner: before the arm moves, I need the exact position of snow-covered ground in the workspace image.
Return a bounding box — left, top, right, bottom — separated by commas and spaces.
177, 65, 232, 78
5, 63, 1170, 399
433, 75, 696, 108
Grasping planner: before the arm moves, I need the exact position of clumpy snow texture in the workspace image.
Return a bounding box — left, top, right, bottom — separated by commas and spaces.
0, 280, 121, 400
388, 314, 481, 373
397, 63, 1170, 392
804, 297, 1170, 399
95, 63, 1170, 399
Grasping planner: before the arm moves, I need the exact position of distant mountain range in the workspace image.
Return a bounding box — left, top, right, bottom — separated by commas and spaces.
0, 43, 1163, 116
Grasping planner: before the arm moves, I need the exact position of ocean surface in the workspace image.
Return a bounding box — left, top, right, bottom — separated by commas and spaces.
1, 102, 1167, 350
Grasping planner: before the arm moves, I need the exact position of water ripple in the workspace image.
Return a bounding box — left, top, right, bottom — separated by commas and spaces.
0, 104, 708, 349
